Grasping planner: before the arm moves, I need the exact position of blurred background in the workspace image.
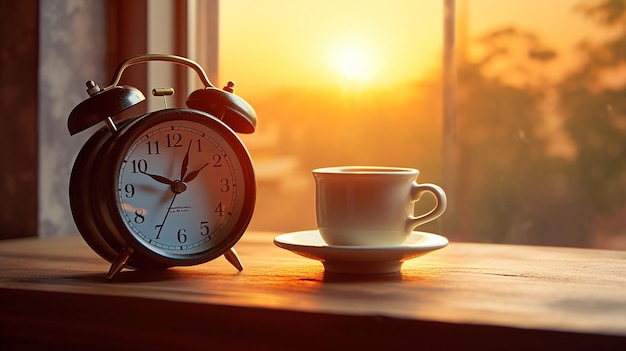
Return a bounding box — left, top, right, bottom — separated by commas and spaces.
3, 0, 626, 250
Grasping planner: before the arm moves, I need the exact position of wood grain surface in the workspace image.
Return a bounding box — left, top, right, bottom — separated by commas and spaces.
1, 232, 625, 350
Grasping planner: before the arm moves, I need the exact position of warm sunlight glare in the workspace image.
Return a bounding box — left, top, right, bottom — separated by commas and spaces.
330, 46, 373, 83
220, 1, 443, 95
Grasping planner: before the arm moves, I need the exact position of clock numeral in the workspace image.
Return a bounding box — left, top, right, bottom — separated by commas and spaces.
153, 226, 189, 243
177, 228, 188, 243
131, 159, 148, 173
124, 184, 135, 198
220, 178, 230, 192
201, 221, 210, 236
166, 133, 183, 148
134, 209, 145, 224
215, 202, 224, 216
196, 139, 203, 152
146, 140, 160, 155
212, 153, 223, 167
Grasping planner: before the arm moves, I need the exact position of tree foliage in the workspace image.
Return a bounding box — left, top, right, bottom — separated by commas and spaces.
455, 0, 626, 247
559, 0, 626, 216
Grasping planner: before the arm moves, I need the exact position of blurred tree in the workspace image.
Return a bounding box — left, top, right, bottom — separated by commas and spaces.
557, 0, 626, 245
456, 27, 593, 246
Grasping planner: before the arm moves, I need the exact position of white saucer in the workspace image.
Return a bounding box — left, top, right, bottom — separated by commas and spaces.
273, 230, 448, 274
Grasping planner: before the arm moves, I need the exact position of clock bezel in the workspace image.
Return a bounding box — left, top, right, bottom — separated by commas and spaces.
107, 108, 256, 267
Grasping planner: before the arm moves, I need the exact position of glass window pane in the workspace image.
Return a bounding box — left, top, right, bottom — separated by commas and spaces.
220, 0, 626, 250
220, 1, 445, 235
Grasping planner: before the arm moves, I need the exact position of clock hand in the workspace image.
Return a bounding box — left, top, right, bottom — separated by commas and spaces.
156, 194, 178, 239
183, 163, 209, 183
140, 171, 175, 186
180, 140, 192, 181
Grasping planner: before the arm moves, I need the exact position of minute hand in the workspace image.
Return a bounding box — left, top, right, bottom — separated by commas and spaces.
180, 140, 192, 181
183, 163, 209, 183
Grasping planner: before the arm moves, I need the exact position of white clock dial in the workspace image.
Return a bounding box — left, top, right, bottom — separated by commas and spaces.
117, 119, 246, 257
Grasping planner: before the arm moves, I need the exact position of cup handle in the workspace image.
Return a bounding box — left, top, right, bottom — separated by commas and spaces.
405, 182, 447, 233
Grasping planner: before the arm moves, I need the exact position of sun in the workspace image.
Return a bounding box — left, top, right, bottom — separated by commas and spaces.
330, 46, 374, 83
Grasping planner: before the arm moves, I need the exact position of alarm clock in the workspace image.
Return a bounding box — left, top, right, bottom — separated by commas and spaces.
68, 54, 257, 279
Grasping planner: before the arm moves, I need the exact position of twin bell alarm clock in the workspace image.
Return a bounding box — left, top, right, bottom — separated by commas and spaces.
68, 54, 257, 279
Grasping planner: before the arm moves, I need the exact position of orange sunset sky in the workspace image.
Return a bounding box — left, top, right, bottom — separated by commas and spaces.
218, 0, 608, 98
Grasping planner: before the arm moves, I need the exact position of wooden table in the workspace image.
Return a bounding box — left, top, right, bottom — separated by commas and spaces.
1, 231, 625, 350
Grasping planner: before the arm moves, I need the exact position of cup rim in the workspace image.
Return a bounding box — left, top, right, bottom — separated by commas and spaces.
313, 166, 418, 175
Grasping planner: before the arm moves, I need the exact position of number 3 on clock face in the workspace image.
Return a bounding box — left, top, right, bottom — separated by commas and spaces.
112, 112, 254, 263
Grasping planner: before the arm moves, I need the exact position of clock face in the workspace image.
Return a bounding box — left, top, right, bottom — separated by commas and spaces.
113, 113, 253, 262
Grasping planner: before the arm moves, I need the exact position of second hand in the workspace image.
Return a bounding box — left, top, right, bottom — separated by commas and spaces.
156, 193, 177, 239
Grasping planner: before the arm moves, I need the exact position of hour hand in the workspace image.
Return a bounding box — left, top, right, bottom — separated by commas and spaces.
141, 171, 175, 186
183, 163, 209, 183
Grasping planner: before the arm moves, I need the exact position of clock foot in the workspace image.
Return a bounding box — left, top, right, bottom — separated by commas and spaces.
224, 247, 244, 271
106, 247, 134, 280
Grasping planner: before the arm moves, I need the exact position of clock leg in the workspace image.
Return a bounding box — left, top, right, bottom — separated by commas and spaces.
106, 247, 134, 280
224, 247, 244, 271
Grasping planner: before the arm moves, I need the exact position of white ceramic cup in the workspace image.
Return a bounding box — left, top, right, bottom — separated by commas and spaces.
313, 166, 447, 246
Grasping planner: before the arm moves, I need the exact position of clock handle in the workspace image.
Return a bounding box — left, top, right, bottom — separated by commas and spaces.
224, 248, 244, 271
107, 54, 214, 89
